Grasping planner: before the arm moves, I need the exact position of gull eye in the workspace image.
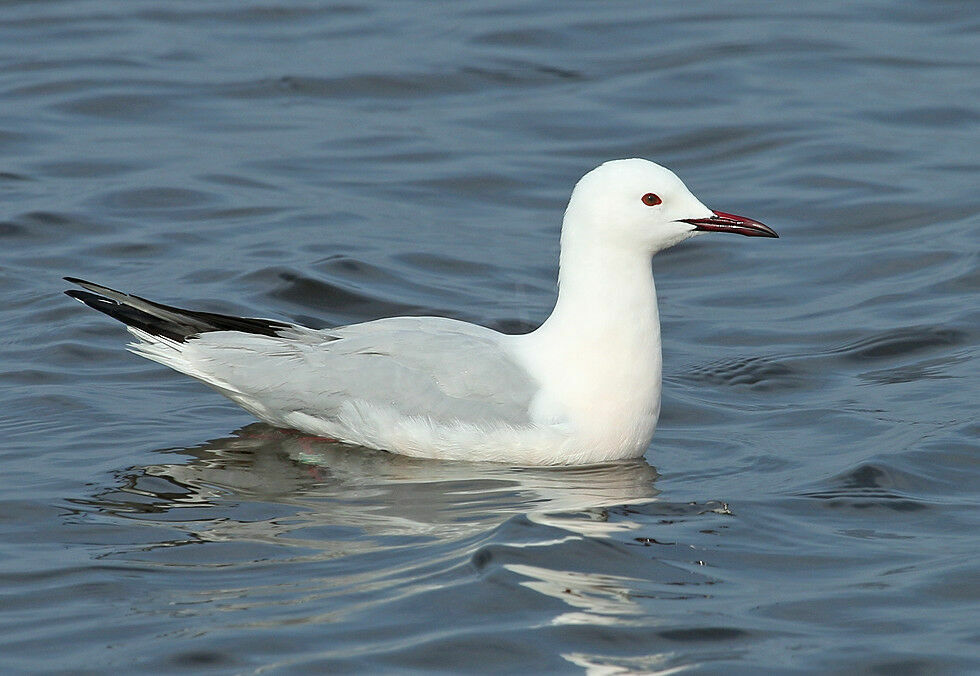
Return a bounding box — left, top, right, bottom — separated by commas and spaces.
641, 193, 662, 207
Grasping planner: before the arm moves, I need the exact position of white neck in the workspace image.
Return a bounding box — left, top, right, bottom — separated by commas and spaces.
537, 209, 661, 344
514, 218, 664, 459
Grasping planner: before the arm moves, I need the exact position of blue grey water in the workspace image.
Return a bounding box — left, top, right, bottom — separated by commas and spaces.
1, 1, 978, 672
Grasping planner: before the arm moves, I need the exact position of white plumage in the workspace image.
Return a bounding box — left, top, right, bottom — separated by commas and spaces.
67, 159, 776, 464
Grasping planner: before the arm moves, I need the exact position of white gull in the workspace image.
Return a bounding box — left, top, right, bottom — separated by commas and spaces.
66, 159, 777, 465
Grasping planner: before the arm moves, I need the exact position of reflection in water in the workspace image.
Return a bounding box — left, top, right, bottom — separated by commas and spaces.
73, 427, 735, 670
507, 563, 647, 625
90, 423, 660, 543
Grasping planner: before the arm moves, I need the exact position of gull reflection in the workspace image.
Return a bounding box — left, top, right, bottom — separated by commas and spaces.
76, 425, 724, 657
90, 424, 660, 545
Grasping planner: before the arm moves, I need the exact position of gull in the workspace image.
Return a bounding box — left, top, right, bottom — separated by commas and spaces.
66, 159, 777, 465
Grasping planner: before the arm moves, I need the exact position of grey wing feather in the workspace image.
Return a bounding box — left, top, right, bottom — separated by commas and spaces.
187, 316, 539, 428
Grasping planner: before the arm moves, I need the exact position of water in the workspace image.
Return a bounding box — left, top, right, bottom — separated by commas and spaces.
2, 0, 978, 672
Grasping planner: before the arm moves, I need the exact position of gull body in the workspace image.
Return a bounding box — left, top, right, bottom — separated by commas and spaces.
66, 159, 776, 465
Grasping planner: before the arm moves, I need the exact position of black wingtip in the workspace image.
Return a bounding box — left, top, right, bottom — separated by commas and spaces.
64, 277, 123, 296
64, 288, 108, 308
65, 287, 192, 342
65, 288, 108, 308
64, 278, 294, 341
64, 276, 99, 288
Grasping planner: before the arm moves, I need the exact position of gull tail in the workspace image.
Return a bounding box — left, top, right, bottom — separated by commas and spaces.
64, 277, 291, 342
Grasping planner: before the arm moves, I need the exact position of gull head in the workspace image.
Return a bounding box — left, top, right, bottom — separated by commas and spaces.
563, 158, 777, 255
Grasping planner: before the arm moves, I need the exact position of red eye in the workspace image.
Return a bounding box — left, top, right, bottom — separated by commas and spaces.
641, 193, 662, 206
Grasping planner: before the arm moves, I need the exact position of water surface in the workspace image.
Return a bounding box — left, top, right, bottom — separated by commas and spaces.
1, 1, 978, 672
